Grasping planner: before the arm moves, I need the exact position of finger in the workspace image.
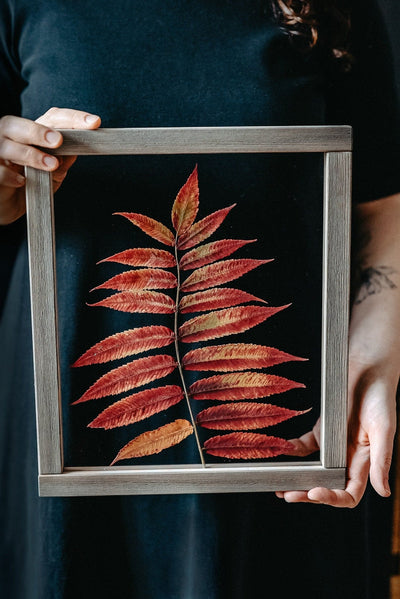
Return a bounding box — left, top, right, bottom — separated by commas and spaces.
307, 443, 370, 507
307, 488, 357, 508
278, 491, 311, 503
285, 430, 320, 457
52, 155, 77, 183
36, 107, 101, 129
52, 156, 78, 192
368, 422, 395, 497
0, 115, 63, 149
0, 138, 60, 171
0, 164, 26, 187
277, 487, 358, 508
279, 441, 371, 507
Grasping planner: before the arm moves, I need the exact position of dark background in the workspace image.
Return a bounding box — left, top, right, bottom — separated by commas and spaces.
380, 0, 400, 96
0, 0, 399, 316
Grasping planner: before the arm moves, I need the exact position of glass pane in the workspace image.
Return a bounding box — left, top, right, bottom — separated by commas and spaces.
54, 152, 324, 468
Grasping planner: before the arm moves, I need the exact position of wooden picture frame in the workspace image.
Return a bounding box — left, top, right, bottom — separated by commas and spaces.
25, 126, 352, 496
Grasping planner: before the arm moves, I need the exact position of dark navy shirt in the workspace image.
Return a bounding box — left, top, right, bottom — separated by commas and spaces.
0, 2, 399, 598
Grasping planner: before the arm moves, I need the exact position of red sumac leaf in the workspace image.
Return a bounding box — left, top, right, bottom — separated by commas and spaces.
110, 419, 194, 464
88, 290, 175, 314
177, 204, 236, 250
179, 288, 266, 314
179, 305, 289, 343
115, 212, 175, 246
98, 248, 176, 268
203, 432, 294, 459
88, 385, 184, 429
180, 239, 256, 271
72, 326, 174, 367
189, 372, 305, 400
181, 259, 271, 293
197, 402, 310, 430
171, 165, 199, 235
72, 354, 177, 404
182, 343, 306, 371
92, 268, 177, 292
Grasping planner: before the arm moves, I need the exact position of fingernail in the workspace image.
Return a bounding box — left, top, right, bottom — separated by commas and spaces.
16, 174, 25, 184
85, 114, 99, 124
45, 130, 62, 145
43, 156, 58, 168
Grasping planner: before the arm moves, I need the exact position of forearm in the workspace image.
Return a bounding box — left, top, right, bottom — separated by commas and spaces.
350, 193, 400, 382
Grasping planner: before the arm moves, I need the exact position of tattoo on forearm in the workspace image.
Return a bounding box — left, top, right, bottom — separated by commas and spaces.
353, 265, 397, 304
352, 221, 398, 304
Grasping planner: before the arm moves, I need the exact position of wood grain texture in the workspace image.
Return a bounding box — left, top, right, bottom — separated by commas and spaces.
48, 126, 352, 156
38, 464, 346, 496
320, 152, 352, 468
24, 127, 352, 495
25, 167, 63, 475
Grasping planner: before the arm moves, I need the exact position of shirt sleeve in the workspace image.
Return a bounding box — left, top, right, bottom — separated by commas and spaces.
325, 0, 400, 203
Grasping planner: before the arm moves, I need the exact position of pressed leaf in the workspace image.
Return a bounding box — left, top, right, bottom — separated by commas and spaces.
181, 259, 271, 293
72, 354, 177, 404
72, 326, 174, 367
182, 343, 306, 371
110, 419, 194, 464
197, 402, 310, 430
115, 212, 175, 246
171, 165, 199, 235
189, 371, 305, 400
89, 385, 184, 429
91, 268, 177, 292
88, 290, 175, 314
177, 204, 236, 250
180, 239, 256, 271
203, 432, 294, 459
98, 248, 176, 268
179, 305, 289, 343
179, 288, 266, 314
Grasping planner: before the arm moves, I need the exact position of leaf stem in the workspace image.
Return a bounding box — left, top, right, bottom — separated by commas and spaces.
174, 237, 206, 467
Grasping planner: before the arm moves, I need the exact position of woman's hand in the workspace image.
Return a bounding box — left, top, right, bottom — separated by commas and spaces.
0, 107, 101, 225
276, 194, 400, 508
276, 356, 398, 507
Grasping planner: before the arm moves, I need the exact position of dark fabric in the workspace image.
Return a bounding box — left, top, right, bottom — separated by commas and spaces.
0, 1, 399, 598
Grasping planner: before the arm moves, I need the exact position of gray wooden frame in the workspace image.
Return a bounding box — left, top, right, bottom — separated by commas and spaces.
25, 126, 352, 497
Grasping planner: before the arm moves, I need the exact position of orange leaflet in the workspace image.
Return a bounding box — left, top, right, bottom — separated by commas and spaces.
72, 354, 177, 404
203, 432, 294, 459
179, 287, 267, 314
91, 268, 177, 292
115, 212, 175, 246
110, 419, 194, 464
88, 290, 175, 314
181, 259, 272, 293
179, 305, 289, 343
72, 326, 174, 367
73, 166, 308, 465
88, 385, 184, 429
189, 371, 305, 400
182, 343, 306, 371
98, 248, 176, 268
196, 402, 310, 430
177, 204, 236, 250
180, 238, 256, 271
171, 165, 199, 235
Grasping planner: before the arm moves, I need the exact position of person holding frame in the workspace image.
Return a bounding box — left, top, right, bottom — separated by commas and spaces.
0, 0, 399, 597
